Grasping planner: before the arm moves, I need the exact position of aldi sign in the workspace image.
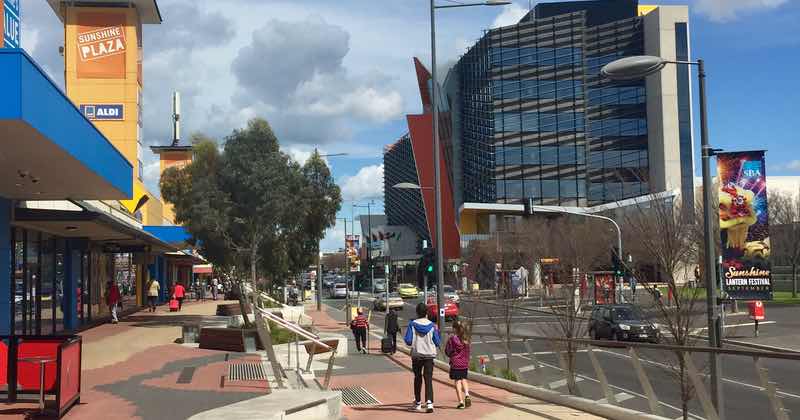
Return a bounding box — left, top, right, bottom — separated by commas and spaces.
80, 104, 124, 121
2, 0, 21, 48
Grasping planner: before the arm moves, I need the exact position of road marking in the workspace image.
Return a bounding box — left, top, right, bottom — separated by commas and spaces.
695, 321, 775, 331
594, 348, 800, 401
549, 377, 583, 388
519, 364, 537, 373
597, 392, 634, 404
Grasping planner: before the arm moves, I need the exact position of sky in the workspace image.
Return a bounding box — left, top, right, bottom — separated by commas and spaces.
21, 0, 800, 252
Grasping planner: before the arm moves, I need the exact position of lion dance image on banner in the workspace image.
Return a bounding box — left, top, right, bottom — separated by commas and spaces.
717, 151, 772, 300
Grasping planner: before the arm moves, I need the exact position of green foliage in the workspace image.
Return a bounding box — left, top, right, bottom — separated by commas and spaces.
484, 365, 495, 377
469, 360, 478, 372
159, 118, 342, 289
500, 368, 517, 382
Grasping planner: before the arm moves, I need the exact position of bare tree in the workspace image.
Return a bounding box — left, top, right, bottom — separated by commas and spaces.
769, 188, 800, 297
624, 195, 704, 420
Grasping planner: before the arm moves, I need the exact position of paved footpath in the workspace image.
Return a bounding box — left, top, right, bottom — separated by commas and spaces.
307, 304, 604, 420
1, 299, 268, 420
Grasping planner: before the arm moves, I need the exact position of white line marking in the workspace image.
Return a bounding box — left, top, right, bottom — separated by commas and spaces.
597, 392, 634, 404
695, 321, 775, 331
549, 377, 583, 388
519, 365, 537, 373
593, 348, 800, 401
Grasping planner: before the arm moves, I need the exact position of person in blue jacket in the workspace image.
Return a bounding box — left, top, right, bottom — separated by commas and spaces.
404, 302, 441, 413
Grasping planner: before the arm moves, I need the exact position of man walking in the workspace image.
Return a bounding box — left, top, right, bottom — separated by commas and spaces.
404, 302, 441, 413
385, 307, 399, 354
350, 308, 369, 354
211, 278, 219, 301
174, 281, 186, 311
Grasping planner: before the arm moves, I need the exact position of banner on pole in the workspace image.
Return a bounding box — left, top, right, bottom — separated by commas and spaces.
345, 234, 361, 273
717, 151, 772, 300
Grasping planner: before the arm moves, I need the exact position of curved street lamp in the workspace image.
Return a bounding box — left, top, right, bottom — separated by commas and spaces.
602, 55, 724, 414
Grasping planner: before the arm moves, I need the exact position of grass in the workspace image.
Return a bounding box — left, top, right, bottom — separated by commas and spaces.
500, 368, 517, 382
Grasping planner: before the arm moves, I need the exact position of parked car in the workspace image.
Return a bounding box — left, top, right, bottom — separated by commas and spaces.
426, 296, 459, 322
373, 292, 405, 311
588, 304, 660, 343
331, 283, 348, 299
397, 283, 419, 299
323, 275, 336, 289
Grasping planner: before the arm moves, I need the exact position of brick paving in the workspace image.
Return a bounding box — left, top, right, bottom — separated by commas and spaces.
306, 304, 604, 420
1, 300, 267, 420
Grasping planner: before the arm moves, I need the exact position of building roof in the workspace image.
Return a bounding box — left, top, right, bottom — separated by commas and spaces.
47, 0, 163, 24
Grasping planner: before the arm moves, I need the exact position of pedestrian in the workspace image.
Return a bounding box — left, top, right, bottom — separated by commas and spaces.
445, 320, 472, 409
106, 280, 121, 323
147, 278, 160, 312
404, 302, 441, 413
385, 307, 399, 354
211, 278, 219, 301
174, 281, 186, 311
350, 308, 368, 354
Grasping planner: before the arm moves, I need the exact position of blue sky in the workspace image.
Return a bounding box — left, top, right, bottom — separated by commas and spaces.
21, 0, 800, 251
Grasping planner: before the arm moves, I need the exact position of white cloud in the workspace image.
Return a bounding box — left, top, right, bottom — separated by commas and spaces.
695, 0, 788, 22
491, 3, 529, 28
783, 160, 800, 171
340, 164, 384, 201
320, 221, 347, 252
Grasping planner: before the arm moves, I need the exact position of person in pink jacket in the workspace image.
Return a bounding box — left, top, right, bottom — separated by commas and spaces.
445, 320, 472, 409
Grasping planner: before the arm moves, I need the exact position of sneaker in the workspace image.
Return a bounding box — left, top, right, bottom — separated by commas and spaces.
457, 402, 465, 409
412, 402, 424, 412
426, 401, 434, 413
464, 395, 472, 408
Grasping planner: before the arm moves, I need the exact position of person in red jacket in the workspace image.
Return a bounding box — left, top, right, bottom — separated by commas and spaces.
173, 282, 186, 311
106, 280, 121, 324
350, 308, 369, 354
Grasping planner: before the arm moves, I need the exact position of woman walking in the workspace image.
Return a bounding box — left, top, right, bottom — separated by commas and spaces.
106, 280, 121, 324
445, 320, 472, 409
147, 278, 160, 312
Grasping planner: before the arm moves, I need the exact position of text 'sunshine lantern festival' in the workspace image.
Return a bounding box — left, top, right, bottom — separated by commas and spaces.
717, 151, 772, 300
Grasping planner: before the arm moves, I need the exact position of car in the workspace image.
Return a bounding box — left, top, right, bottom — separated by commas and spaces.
331, 283, 348, 299
373, 278, 387, 293
442, 285, 460, 303
374, 292, 405, 311
322, 276, 336, 288
588, 304, 660, 343
397, 283, 419, 299
426, 296, 459, 322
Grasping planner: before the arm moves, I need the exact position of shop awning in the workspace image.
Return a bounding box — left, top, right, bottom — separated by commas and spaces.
13, 203, 178, 254
143, 225, 192, 247
0, 50, 132, 200
193, 264, 213, 274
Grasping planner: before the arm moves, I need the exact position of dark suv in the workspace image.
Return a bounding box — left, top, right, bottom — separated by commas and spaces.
588, 304, 660, 343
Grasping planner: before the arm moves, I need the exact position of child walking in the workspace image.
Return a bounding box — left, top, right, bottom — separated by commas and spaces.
445, 320, 472, 409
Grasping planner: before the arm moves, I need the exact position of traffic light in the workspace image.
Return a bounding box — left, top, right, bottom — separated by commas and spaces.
417, 248, 436, 290
426, 262, 434, 273
611, 248, 623, 277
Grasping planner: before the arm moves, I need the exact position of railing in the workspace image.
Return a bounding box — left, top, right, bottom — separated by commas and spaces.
466, 330, 798, 420
242, 283, 338, 390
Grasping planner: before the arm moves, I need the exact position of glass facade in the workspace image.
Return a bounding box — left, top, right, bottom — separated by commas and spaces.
675, 22, 695, 214
455, 3, 652, 206
384, 134, 430, 245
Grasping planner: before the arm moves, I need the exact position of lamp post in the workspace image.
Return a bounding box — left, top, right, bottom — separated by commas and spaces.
602, 55, 724, 416
393, 182, 434, 302
429, 0, 510, 332
353, 201, 375, 308
315, 152, 348, 312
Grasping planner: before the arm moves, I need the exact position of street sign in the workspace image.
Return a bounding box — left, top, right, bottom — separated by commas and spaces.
3, 0, 21, 48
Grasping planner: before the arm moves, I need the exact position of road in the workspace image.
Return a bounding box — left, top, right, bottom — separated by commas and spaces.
321, 293, 800, 420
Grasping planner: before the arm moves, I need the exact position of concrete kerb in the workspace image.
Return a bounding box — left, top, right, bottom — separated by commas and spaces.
392, 338, 669, 420
187, 389, 341, 420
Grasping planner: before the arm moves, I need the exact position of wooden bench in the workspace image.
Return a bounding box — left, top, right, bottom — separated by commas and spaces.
198, 327, 263, 352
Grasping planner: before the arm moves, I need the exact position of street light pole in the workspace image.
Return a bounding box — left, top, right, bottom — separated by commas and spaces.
429, 0, 510, 332
315, 151, 348, 312
602, 55, 723, 416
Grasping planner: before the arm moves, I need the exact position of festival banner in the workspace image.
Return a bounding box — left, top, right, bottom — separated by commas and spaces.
717, 151, 772, 300
345, 234, 361, 273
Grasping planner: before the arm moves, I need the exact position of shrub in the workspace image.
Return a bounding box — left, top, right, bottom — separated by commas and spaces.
500, 368, 517, 382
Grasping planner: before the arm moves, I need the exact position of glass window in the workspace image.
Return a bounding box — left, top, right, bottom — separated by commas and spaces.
560, 179, 579, 198
524, 179, 541, 199
541, 180, 559, 198
589, 119, 647, 137
522, 147, 539, 165
540, 147, 558, 165
495, 179, 505, 198
506, 180, 523, 199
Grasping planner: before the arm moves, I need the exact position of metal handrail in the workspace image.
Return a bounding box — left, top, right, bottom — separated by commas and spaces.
255, 306, 331, 352
470, 331, 800, 361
